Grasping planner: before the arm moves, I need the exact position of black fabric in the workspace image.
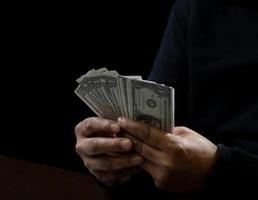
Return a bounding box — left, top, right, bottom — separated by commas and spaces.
95, 0, 258, 198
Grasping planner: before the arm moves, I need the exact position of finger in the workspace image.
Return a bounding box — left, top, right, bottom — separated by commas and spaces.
139, 142, 168, 167
76, 137, 133, 155
173, 126, 203, 138
118, 131, 144, 152
90, 166, 141, 183
120, 131, 165, 164
75, 117, 120, 137
85, 154, 144, 171
153, 179, 169, 191
142, 160, 167, 183
117, 117, 165, 149
124, 133, 176, 169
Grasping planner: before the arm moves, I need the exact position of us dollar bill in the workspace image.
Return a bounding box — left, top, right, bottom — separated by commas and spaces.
127, 79, 174, 132
75, 68, 174, 132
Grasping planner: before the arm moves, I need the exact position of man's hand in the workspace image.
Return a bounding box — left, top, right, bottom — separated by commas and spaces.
74, 117, 144, 186
117, 118, 218, 193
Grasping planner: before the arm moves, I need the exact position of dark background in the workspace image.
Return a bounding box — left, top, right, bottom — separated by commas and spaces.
1, 0, 175, 172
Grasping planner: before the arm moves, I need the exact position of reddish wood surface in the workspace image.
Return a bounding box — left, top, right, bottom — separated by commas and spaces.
0, 156, 102, 200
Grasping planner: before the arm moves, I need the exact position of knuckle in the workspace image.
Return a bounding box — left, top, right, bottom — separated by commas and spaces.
112, 139, 123, 151
102, 120, 111, 130
175, 126, 188, 134
75, 143, 82, 155
83, 118, 93, 131
75, 117, 97, 136
74, 122, 84, 136
85, 138, 98, 154
108, 140, 117, 151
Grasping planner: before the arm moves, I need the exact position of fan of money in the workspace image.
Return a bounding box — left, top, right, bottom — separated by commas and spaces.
75, 68, 174, 132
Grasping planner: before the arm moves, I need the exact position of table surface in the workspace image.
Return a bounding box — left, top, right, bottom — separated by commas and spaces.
0, 156, 106, 200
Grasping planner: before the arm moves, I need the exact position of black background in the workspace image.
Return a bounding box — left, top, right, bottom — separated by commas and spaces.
1, 0, 175, 172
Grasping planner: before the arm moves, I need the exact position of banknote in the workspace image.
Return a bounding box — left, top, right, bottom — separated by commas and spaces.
75, 68, 174, 132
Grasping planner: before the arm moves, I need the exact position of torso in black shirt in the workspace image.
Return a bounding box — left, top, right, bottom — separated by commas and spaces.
149, 0, 258, 149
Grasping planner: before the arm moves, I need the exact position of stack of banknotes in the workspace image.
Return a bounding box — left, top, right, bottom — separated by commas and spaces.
75, 68, 174, 132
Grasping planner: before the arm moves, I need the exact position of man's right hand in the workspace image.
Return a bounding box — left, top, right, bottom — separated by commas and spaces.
74, 117, 144, 186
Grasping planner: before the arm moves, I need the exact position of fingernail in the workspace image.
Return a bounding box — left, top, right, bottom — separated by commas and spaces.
118, 117, 125, 123
132, 156, 144, 165
121, 139, 132, 150
110, 124, 120, 133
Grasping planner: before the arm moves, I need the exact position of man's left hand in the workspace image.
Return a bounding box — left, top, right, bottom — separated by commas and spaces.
117, 118, 218, 193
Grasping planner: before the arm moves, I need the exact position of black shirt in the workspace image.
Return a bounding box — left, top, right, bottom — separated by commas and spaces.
97, 0, 258, 199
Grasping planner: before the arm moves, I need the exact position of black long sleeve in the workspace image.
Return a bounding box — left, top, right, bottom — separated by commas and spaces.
149, 0, 258, 198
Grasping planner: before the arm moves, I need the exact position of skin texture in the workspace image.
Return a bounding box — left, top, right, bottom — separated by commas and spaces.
74, 117, 144, 186
75, 117, 218, 192
117, 118, 218, 193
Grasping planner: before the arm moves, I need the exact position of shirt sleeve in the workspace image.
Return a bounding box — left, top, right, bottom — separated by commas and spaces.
148, 0, 258, 197
148, 0, 189, 87
148, 0, 191, 126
